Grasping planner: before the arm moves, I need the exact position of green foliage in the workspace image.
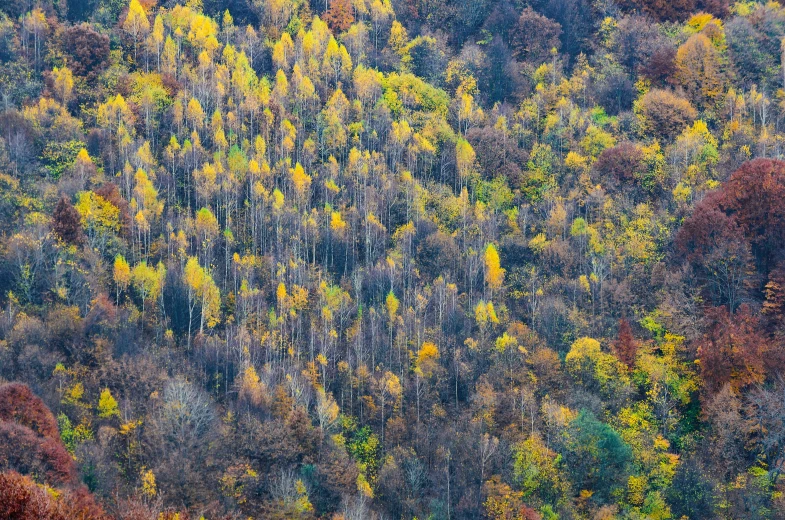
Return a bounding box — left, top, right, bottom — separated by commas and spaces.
40, 140, 85, 179
2, 1, 784, 518
562, 409, 633, 503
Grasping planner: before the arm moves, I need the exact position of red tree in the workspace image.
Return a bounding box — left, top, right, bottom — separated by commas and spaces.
0, 422, 77, 485
675, 192, 753, 311
0, 383, 61, 440
0, 471, 107, 520
697, 305, 783, 395
63, 24, 110, 79
716, 159, 785, 277
613, 318, 638, 369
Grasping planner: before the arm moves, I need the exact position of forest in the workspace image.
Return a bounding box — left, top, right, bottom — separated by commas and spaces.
0, 0, 785, 518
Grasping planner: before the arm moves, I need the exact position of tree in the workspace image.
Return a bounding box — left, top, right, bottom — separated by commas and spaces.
113, 254, 131, 304
484, 243, 505, 294
512, 433, 566, 504
131, 261, 165, 317
613, 318, 638, 369
22, 8, 48, 73
697, 305, 781, 395
183, 257, 221, 346
324, 0, 355, 34
637, 89, 697, 141
676, 194, 753, 310
51, 66, 74, 105
123, 0, 151, 62
594, 142, 645, 185
52, 196, 84, 245
615, 0, 697, 22
562, 409, 632, 503
97, 388, 120, 419
0, 383, 60, 440
674, 34, 724, 110
64, 24, 111, 78
565, 337, 630, 398
714, 159, 785, 278
509, 8, 561, 64
375, 371, 401, 446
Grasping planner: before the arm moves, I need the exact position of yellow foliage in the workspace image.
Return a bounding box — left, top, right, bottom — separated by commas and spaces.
484, 243, 505, 291
141, 468, 157, 498
385, 291, 399, 321
97, 388, 120, 418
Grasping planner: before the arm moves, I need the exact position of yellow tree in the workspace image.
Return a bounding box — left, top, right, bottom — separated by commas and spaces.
114, 254, 131, 304
131, 261, 165, 318
322, 37, 352, 87
97, 388, 120, 418
455, 138, 475, 189
123, 0, 151, 62
186, 97, 206, 131
183, 256, 221, 347
51, 66, 74, 105
289, 162, 312, 204
375, 370, 401, 446
484, 243, 505, 294
414, 341, 439, 426
674, 34, 724, 110
22, 8, 48, 72
148, 14, 165, 70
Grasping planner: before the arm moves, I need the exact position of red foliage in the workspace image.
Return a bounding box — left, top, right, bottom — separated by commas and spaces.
715, 159, 785, 276
0, 383, 60, 440
0, 470, 65, 520
675, 159, 785, 306
0, 471, 107, 520
697, 305, 783, 395
613, 318, 638, 369
675, 192, 743, 265
0, 422, 77, 486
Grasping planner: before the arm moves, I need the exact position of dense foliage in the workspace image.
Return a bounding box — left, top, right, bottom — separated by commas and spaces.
1, 0, 785, 518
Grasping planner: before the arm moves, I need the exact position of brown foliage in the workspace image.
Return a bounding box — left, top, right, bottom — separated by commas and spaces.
637, 89, 696, 141
509, 8, 561, 64
716, 159, 785, 276
675, 192, 753, 310
640, 45, 677, 87
467, 125, 527, 185
323, 0, 355, 34
63, 24, 111, 79
616, 0, 697, 22
0, 383, 60, 440
594, 142, 644, 184
679, 159, 785, 306
52, 197, 83, 245
697, 305, 783, 395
